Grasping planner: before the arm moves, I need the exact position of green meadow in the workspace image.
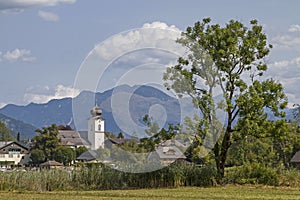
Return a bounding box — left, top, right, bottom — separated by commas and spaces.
2, 186, 300, 200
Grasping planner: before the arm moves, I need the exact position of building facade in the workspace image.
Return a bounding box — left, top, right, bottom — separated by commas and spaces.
0, 141, 29, 165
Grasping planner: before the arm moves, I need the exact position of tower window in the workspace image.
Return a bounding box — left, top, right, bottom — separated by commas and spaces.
98, 124, 101, 131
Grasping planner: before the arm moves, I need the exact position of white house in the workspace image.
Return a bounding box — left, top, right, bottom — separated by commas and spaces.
0, 141, 29, 165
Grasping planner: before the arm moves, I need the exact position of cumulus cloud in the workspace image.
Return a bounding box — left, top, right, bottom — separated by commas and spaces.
2, 48, 36, 62
75, 21, 185, 92
267, 57, 300, 106
38, 10, 59, 22
271, 35, 300, 49
24, 85, 80, 104
91, 21, 183, 61
288, 24, 300, 32
0, 0, 76, 12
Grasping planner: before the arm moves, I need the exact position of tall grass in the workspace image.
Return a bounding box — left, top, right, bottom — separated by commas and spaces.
0, 163, 299, 191
0, 163, 216, 191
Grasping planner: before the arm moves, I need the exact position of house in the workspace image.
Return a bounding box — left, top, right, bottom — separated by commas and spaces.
0, 141, 29, 166
148, 140, 186, 166
290, 151, 300, 169
40, 160, 64, 169
76, 150, 113, 163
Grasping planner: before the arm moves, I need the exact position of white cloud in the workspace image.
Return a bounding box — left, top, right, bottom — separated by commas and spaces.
267, 56, 300, 106
75, 21, 185, 92
0, 0, 76, 12
24, 85, 80, 104
271, 35, 300, 49
91, 21, 184, 62
2, 48, 36, 62
38, 10, 59, 22
288, 24, 300, 32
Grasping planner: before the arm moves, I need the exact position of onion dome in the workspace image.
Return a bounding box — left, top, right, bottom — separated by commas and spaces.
91, 105, 102, 116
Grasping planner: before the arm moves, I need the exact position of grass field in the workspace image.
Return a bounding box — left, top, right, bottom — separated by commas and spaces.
1, 186, 300, 200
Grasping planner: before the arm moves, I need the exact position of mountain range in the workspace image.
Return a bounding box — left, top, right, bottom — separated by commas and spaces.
0, 85, 296, 140
0, 113, 37, 139
0, 85, 182, 139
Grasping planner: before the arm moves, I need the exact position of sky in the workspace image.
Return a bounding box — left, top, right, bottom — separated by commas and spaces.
0, 0, 300, 108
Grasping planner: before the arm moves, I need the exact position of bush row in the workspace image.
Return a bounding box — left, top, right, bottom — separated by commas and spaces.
0, 163, 299, 191
0, 163, 216, 191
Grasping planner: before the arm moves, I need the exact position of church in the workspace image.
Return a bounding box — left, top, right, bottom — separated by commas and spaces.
58, 104, 186, 165
57, 104, 106, 151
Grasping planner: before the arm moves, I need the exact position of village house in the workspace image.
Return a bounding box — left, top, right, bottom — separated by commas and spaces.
56, 104, 187, 167
0, 141, 29, 166
148, 140, 186, 166
290, 151, 300, 169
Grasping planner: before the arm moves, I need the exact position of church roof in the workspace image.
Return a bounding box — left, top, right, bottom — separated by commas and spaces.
58, 130, 89, 147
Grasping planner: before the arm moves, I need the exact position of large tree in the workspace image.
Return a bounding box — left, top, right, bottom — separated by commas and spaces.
164, 18, 287, 177
31, 124, 61, 162
53, 146, 75, 166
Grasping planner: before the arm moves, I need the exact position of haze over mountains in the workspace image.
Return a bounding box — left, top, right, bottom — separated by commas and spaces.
0, 85, 296, 140
0, 85, 183, 139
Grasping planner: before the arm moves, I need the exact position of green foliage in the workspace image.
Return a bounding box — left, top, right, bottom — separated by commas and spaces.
0, 170, 71, 191
30, 149, 46, 164
117, 132, 124, 139
17, 132, 20, 142
53, 146, 75, 165
0, 121, 14, 141
31, 124, 62, 163
0, 163, 217, 191
164, 18, 288, 178
226, 136, 276, 167
75, 146, 88, 158
140, 114, 181, 151
1, 164, 300, 191
225, 163, 279, 185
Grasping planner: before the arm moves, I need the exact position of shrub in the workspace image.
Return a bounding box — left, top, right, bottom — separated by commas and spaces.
224, 163, 279, 185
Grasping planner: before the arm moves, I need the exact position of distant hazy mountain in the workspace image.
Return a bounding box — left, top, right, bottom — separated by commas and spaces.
0, 85, 295, 139
0, 85, 184, 137
0, 113, 37, 139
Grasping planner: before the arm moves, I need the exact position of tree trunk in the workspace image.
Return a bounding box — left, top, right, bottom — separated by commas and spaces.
215, 127, 232, 179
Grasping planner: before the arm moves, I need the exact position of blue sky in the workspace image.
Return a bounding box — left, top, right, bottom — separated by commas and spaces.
0, 0, 300, 108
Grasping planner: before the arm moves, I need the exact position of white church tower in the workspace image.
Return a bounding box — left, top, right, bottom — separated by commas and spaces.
88, 104, 105, 150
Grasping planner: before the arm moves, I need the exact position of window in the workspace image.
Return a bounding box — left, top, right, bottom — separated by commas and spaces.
0, 154, 5, 158
98, 124, 101, 131
8, 148, 20, 154
8, 154, 13, 158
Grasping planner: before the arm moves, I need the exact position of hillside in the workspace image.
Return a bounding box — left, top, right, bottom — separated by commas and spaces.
0, 113, 37, 139
0, 85, 183, 137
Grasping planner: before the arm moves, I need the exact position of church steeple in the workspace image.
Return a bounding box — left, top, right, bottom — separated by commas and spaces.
90, 104, 102, 117
88, 102, 105, 150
